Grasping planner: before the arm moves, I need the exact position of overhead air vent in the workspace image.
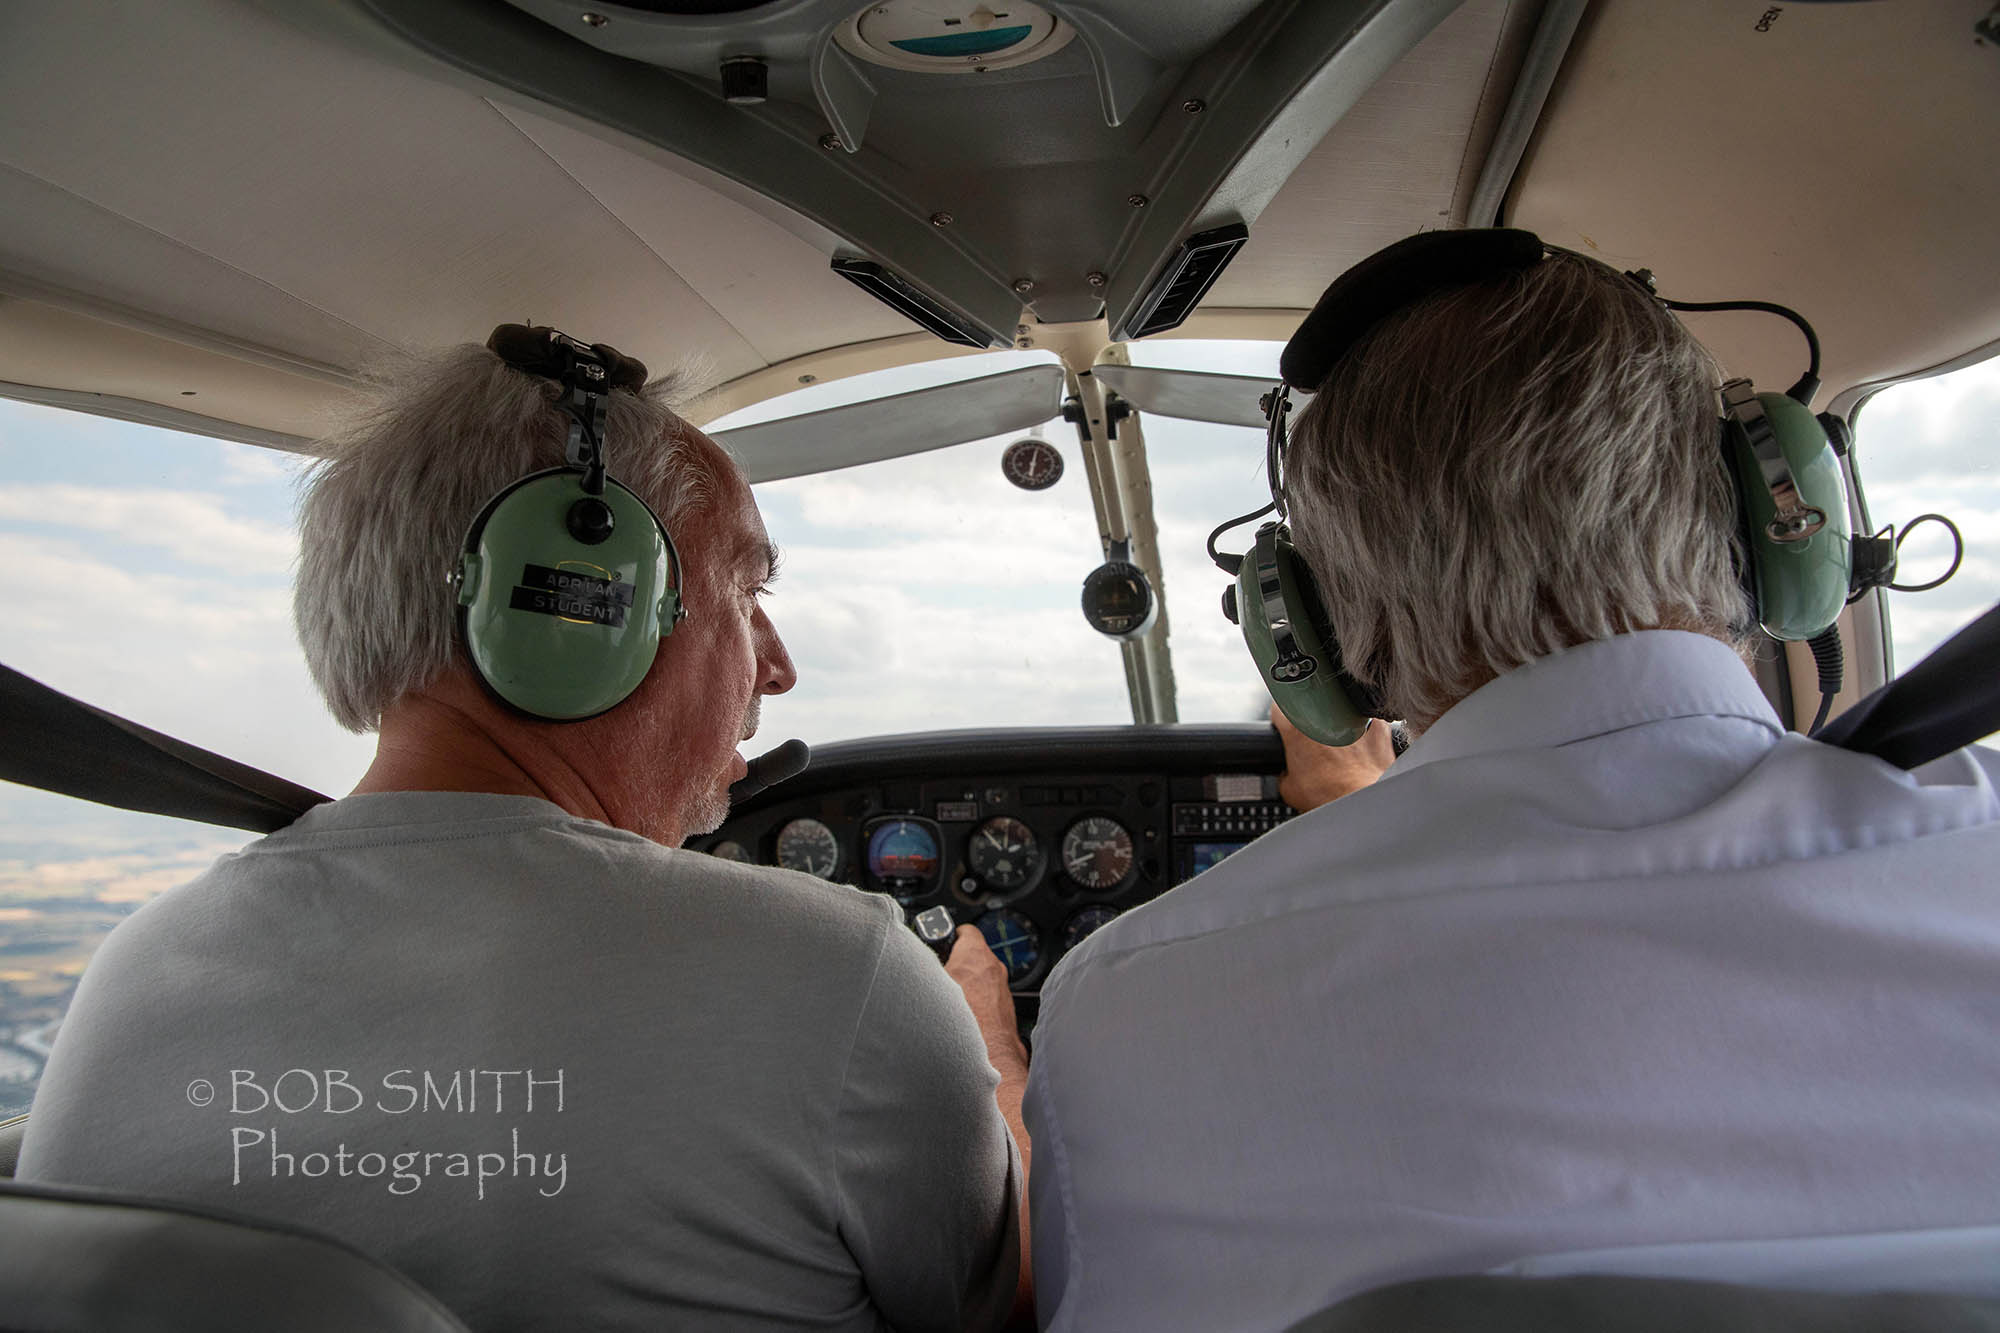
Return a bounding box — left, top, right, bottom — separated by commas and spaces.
830, 258, 1003, 348
1113, 223, 1251, 341
834, 1, 1075, 74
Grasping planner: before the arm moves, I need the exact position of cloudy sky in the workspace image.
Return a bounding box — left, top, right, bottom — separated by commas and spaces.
0, 349, 1993, 914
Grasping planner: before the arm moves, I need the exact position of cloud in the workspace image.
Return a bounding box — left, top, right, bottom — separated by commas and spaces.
0, 532, 374, 792
1855, 357, 2000, 486
0, 483, 297, 570
0, 846, 242, 905
216, 441, 310, 488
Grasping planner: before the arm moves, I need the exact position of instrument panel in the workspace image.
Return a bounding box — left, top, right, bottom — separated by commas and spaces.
698, 725, 1298, 1033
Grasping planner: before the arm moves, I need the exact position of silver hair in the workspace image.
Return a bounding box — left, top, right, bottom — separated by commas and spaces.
295, 344, 711, 732
1284, 249, 1749, 731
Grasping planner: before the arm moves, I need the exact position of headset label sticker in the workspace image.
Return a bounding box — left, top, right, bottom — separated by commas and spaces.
510, 563, 634, 628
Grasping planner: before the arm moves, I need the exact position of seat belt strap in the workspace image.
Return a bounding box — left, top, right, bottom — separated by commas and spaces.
1815, 599, 2000, 770
0, 663, 328, 833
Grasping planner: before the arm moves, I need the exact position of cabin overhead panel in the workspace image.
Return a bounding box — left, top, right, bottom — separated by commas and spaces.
299, 0, 1466, 338
0, 0, 1563, 454
1507, 0, 2000, 401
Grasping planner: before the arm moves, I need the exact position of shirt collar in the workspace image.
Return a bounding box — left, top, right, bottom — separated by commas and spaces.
1392, 630, 1784, 775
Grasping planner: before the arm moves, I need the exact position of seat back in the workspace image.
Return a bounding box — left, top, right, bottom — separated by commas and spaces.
0, 1178, 471, 1332
1287, 1274, 2000, 1333
0, 1114, 25, 1177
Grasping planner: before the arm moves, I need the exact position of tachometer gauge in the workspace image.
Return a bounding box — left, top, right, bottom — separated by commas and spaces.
1000, 437, 1064, 491
1061, 816, 1134, 891
708, 840, 752, 863
975, 909, 1043, 986
968, 816, 1043, 893
864, 816, 942, 900
774, 818, 840, 879
1060, 905, 1121, 952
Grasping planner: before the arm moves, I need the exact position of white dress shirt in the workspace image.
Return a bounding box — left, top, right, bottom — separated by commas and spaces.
1025, 631, 2000, 1332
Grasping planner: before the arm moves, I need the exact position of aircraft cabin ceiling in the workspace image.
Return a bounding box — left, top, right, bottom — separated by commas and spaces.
0, 0, 1993, 467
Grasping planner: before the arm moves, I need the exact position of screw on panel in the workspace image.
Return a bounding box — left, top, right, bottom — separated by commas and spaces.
930, 212, 954, 227
1127, 194, 1149, 208
1086, 271, 1107, 288
819, 133, 844, 151
1182, 98, 1206, 113
1013, 278, 1036, 294
580, 11, 608, 26
797, 374, 817, 384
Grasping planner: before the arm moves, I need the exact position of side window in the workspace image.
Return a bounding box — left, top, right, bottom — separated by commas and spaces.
0, 400, 373, 1118
1851, 355, 1999, 739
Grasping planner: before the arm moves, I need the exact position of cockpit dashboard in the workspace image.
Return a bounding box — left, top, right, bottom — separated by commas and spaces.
702, 725, 1296, 1033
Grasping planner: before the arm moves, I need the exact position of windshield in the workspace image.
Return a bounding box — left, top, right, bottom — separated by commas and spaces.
713, 355, 1131, 744
717, 344, 1289, 742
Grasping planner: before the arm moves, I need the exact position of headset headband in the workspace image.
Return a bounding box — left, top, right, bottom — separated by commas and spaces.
486, 324, 649, 501
1278, 228, 1545, 392
486, 324, 648, 393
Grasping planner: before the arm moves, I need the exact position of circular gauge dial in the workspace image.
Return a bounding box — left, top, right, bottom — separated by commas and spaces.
1001, 438, 1064, 491
1081, 561, 1156, 639
708, 839, 752, 864
1062, 817, 1135, 891
866, 818, 941, 900
968, 816, 1043, 892
1061, 905, 1121, 952
774, 818, 840, 879
976, 908, 1043, 985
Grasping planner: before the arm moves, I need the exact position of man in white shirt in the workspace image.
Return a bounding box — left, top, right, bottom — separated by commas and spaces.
22, 331, 1030, 1331
1024, 232, 2000, 1331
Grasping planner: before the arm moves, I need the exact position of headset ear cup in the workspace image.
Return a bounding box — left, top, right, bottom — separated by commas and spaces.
1234, 524, 1379, 746
457, 471, 678, 720
1721, 390, 1853, 641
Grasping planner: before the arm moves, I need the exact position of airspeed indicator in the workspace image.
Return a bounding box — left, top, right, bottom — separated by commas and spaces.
774, 818, 841, 879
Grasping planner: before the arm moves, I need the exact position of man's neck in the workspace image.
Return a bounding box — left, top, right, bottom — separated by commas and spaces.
352, 689, 625, 833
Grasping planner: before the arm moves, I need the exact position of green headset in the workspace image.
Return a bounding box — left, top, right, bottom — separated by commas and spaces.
1212, 228, 1854, 747
453, 324, 686, 721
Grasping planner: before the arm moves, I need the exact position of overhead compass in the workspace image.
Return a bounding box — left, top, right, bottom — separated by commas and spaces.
1081, 543, 1156, 639
1001, 437, 1064, 491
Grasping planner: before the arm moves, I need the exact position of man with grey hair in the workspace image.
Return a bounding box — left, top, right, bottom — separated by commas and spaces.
21, 335, 1030, 1331
1025, 232, 2000, 1331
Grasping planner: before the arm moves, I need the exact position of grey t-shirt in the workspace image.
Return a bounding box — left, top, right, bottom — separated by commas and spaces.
20, 793, 1019, 1331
